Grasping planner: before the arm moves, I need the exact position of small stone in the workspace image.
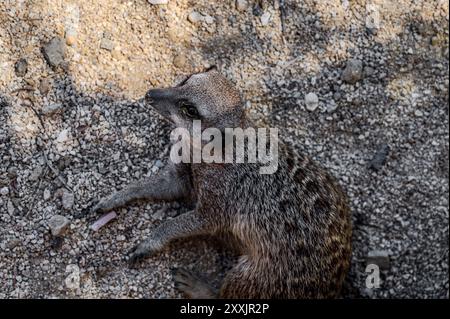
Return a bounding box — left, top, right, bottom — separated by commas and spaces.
56, 129, 70, 144
113, 152, 121, 161
65, 35, 76, 46
148, 0, 168, 4
100, 38, 115, 51
333, 91, 342, 101
173, 55, 186, 69
29, 165, 43, 182
48, 215, 70, 236
117, 235, 126, 241
431, 36, 439, 46
14, 58, 28, 77
154, 160, 164, 168
204, 15, 215, 25
7, 200, 14, 215
111, 49, 122, 60
65, 264, 80, 289
0, 187, 9, 196
367, 250, 390, 270
252, 1, 263, 16
260, 12, 271, 26
42, 103, 63, 115
43, 188, 51, 201
414, 110, 424, 117
188, 11, 203, 24
368, 144, 390, 171
364, 66, 375, 77
341, 59, 363, 84
304, 92, 319, 111
236, 0, 249, 11
42, 37, 66, 68
61, 191, 75, 210
153, 207, 166, 220
7, 167, 18, 179
365, 16, 379, 34
326, 101, 338, 113
39, 78, 51, 95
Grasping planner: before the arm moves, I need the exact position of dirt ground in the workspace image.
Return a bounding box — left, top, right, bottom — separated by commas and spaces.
0, 0, 448, 298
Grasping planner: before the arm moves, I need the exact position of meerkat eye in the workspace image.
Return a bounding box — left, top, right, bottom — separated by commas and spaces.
179, 100, 200, 118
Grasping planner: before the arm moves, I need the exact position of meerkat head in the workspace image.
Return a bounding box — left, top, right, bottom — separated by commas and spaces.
145, 67, 243, 132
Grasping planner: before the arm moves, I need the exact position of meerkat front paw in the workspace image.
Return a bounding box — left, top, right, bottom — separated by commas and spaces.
127, 239, 163, 265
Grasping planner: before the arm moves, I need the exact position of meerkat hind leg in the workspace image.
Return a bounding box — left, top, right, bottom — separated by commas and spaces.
172, 268, 218, 299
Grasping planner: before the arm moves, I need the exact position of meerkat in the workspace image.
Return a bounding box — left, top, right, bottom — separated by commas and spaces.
91, 67, 352, 298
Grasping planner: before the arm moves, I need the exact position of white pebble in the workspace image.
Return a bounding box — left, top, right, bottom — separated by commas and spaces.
260, 12, 271, 26
148, 0, 168, 4
305, 92, 319, 111
0, 187, 9, 196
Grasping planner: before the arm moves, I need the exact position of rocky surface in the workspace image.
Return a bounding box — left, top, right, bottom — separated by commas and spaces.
0, 0, 448, 298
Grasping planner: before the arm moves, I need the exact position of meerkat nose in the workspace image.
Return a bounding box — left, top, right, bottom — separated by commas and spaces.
146, 88, 171, 103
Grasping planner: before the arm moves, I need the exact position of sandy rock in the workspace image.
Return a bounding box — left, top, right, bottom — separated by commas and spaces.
29, 165, 43, 182
188, 11, 203, 24
14, 59, 27, 77
42, 37, 66, 68
204, 15, 215, 25
66, 35, 76, 46
305, 92, 319, 111
42, 103, 63, 115
368, 144, 390, 171
48, 215, 70, 236
236, 0, 249, 11
260, 12, 271, 26
56, 129, 71, 152
61, 191, 75, 210
39, 78, 51, 95
43, 188, 51, 201
341, 59, 363, 84
173, 54, 186, 69
100, 37, 115, 51
148, 0, 168, 4
0, 187, 9, 196
7, 200, 14, 215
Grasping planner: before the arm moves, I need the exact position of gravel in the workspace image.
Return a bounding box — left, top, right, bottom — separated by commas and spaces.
0, 0, 448, 299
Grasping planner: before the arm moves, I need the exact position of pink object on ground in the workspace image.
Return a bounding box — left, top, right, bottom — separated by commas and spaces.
91, 211, 117, 231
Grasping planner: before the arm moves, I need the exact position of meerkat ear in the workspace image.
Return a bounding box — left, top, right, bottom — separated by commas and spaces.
204, 65, 218, 73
